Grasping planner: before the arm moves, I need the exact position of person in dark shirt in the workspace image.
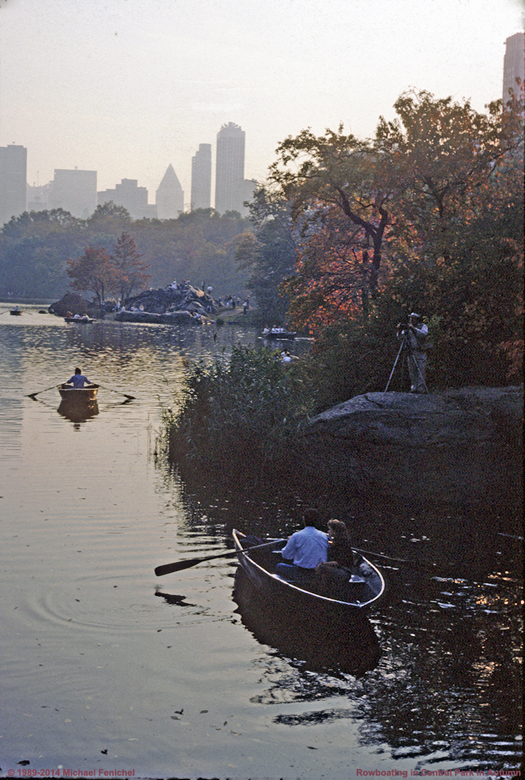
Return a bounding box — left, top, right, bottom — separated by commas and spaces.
316, 519, 357, 595
326, 519, 355, 567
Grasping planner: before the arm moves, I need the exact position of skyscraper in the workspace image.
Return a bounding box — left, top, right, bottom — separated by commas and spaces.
215, 122, 245, 215
156, 164, 184, 219
190, 144, 212, 211
0, 144, 27, 226
50, 169, 97, 218
503, 32, 524, 101
98, 178, 156, 219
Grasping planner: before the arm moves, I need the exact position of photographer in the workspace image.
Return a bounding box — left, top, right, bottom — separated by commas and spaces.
397, 312, 429, 393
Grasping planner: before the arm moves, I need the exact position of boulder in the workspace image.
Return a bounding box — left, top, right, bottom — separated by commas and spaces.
49, 292, 90, 316
303, 386, 523, 507
121, 284, 216, 319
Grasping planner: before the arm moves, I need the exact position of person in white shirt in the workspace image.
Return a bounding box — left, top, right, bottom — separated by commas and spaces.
275, 508, 328, 582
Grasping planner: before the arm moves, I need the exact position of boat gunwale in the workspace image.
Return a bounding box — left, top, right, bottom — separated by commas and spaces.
232, 529, 385, 610
57, 383, 99, 401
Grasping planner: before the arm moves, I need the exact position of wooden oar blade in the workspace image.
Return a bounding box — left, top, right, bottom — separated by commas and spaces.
154, 550, 237, 577
155, 558, 204, 576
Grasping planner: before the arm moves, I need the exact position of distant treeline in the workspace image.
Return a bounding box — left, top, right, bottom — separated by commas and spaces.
0, 203, 252, 300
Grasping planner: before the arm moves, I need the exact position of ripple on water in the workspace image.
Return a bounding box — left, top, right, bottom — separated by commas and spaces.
21, 569, 232, 635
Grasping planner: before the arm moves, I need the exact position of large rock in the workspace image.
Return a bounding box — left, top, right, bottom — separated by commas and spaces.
119, 284, 215, 320
303, 386, 523, 507
49, 292, 90, 316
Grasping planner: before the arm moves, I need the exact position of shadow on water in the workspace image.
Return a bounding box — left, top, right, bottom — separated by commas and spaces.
153, 589, 197, 608
232, 567, 381, 675
57, 399, 100, 423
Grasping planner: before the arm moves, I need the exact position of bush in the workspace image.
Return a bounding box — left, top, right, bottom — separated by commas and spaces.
162, 346, 316, 478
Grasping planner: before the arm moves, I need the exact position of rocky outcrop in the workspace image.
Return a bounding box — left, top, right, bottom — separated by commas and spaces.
303, 386, 523, 507
116, 310, 198, 325
116, 283, 215, 323
49, 292, 90, 316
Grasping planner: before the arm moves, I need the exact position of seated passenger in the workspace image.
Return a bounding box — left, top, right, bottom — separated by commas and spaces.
275, 508, 328, 582
316, 519, 358, 595
65, 367, 92, 388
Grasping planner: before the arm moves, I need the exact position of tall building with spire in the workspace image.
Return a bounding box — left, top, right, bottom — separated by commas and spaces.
215, 122, 246, 215
190, 144, 212, 211
503, 32, 524, 101
155, 164, 184, 219
0, 144, 27, 226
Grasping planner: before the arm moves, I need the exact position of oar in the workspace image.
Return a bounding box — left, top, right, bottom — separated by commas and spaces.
155, 550, 238, 576
27, 384, 60, 399
352, 546, 438, 568
96, 383, 136, 401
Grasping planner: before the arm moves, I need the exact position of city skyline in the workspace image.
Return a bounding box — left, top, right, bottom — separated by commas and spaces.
0, 0, 522, 210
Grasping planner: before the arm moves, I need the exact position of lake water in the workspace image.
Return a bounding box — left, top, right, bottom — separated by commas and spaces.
0, 304, 522, 779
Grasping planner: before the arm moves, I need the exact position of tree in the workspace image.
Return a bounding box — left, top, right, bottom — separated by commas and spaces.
110, 232, 150, 303
235, 186, 298, 324
269, 128, 391, 314
375, 89, 524, 262
67, 244, 118, 305
0, 209, 83, 297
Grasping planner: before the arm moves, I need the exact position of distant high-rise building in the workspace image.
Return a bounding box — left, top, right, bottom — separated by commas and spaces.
50, 169, 97, 218
0, 144, 27, 226
98, 178, 156, 219
215, 122, 246, 215
190, 144, 212, 211
503, 32, 524, 101
27, 183, 51, 213
155, 164, 184, 219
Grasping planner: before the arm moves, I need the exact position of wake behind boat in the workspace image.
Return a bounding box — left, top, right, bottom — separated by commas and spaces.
232, 529, 385, 615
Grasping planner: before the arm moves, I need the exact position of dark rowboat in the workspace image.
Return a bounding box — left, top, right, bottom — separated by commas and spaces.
58, 384, 99, 403
10, 309, 22, 315
232, 529, 385, 616
262, 328, 296, 340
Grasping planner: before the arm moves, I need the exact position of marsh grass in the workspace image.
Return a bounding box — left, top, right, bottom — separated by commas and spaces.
162, 346, 316, 481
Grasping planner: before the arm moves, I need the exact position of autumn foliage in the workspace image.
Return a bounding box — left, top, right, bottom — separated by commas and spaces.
261, 88, 523, 394
67, 232, 150, 305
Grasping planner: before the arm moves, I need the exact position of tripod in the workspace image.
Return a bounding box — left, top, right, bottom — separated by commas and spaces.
385, 331, 429, 393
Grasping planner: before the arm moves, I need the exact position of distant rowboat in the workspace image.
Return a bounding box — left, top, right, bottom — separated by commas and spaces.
262, 328, 296, 340
58, 384, 99, 403
64, 316, 95, 323
10, 309, 22, 316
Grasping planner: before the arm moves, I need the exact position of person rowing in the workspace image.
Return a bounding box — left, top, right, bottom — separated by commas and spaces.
64, 367, 93, 388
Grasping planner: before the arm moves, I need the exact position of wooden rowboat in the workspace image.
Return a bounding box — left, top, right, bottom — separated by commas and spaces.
58, 384, 99, 402
232, 529, 385, 615
10, 309, 22, 315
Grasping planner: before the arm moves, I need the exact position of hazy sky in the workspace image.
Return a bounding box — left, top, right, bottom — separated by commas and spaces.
0, 0, 523, 207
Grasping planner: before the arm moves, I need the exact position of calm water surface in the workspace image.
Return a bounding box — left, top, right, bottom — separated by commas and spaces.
0, 305, 521, 779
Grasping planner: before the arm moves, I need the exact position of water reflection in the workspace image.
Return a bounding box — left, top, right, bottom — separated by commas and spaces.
1, 310, 522, 775
233, 568, 381, 675
57, 399, 100, 424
